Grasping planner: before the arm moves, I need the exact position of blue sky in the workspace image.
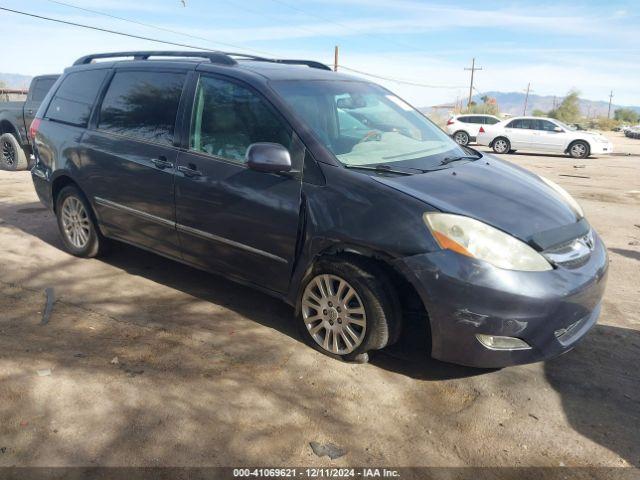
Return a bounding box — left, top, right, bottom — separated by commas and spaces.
2, 0, 639, 107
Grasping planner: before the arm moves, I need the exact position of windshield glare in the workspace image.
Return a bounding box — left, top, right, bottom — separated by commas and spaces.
271, 80, 469, 169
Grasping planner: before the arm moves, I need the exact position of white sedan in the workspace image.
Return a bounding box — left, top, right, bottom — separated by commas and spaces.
476, 116, 613, 158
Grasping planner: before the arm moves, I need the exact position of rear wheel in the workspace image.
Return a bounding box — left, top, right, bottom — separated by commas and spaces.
55, 186, 107, 258
298, 257, 401, 362
453, 130, 470, 146
492, 137, 511, 154
569, 141, 590, 159
0, 133, 28, 171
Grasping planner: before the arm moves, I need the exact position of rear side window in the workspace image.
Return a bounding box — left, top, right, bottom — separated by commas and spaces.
484, 116, 500, 125
189, 76, 292, 164
30, 78, 57, 102
46, 70, 108, 126
98, 71, 186, 145
458, 116, 470, 123
507, 119, 523, 129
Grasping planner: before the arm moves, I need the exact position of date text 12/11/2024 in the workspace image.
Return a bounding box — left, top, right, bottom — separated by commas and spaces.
233, 468, 401, 478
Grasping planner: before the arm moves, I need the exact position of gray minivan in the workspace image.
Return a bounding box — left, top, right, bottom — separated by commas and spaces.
30, 51, 607, 368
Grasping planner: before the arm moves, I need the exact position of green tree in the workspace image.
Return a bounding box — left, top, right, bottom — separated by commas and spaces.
548, 90, 581, 123
532, 109, 547, 117
466, 96, 499, 115
613, 108, 639, 124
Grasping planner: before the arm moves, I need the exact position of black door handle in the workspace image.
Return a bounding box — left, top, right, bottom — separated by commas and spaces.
178, 164, 202, 178
152, 156, 173, 169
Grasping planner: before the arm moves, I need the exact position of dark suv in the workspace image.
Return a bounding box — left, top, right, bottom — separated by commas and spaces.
31, 51, 607, 368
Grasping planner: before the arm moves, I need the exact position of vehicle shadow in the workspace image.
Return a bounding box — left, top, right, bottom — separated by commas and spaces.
1, 200, 483, 382
544, 324, 640, 466
608, 248, 640, 262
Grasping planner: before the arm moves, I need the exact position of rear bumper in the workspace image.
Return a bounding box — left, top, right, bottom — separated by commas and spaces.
393, 231, 608, 368
31, 164, 53, 210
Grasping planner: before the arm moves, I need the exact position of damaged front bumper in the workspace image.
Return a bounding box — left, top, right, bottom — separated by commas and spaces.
393, 231, 608, 368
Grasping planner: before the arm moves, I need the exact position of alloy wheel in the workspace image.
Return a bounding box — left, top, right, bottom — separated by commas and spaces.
494, 139, 509, 153
61, 196, 91, 249
301, 274, 367, 355
1, 139, 16, 167
571, 143, 587, 158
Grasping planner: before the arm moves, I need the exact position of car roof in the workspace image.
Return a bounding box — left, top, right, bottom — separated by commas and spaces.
64, 51, 365, 83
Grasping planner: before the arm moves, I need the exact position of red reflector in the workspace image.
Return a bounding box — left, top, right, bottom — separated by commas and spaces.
446, 119, 454, 126
479, 126, 485, 133
29, 118, 41, 140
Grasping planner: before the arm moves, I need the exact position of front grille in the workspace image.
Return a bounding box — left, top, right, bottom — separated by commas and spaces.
543, 230, 595, 267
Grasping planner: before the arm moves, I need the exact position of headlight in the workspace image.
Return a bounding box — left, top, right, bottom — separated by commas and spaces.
423, 213, 552, 271
539, 176, 584, 218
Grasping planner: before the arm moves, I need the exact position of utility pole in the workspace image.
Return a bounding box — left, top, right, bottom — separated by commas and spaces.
607, 90, 614, 119
552, 96, 557, 110
333, 45, 339, 72
523, 82, 532, 116
464, 58, 482, 110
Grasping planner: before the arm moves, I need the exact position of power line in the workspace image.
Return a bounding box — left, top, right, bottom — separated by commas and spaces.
337, 65, 465, 89
42, 0, 275, 57
1, 6, 465, 92
0, 6, 237, 52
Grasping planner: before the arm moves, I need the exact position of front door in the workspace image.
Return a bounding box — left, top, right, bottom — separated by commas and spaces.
175, 74, 304, 294
535, 119, 567, 153
83, 69, 188, 258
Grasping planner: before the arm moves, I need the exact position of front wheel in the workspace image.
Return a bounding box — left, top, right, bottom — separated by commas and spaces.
492, 137, 511, 154
298, 258, 401, 362
569, 141, 590, 159
0, 133, 28, 171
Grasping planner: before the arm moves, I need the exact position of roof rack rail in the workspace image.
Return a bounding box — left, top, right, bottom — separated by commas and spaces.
72, 50, 333, 71
73, 51, 237, 66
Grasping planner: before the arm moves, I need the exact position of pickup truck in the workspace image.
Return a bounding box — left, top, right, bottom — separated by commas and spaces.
0, 74, 59, 170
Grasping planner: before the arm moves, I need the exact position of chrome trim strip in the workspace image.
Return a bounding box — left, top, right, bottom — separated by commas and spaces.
94, 196, 175, 228
94, 196, 288, 264
176, 223, 288, 264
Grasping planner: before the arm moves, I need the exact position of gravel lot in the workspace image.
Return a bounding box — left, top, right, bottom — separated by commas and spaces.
0, 133, 638, 471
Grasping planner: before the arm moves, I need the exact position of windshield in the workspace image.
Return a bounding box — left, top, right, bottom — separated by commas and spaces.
271, 80, 471, 169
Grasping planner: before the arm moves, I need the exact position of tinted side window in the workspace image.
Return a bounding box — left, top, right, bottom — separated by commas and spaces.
520, 119, 535, 129
46, 70, 108, 126
30, 78, 57, 102
468, 116, 483, 124
506, 119, 522, 129
485, 117, 501, 125
98, 71, 185, 145
537, 120, 558, 131
189, 76, 292, 164
458, 116, 470, 123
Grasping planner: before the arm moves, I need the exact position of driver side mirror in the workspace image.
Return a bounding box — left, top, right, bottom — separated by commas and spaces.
246, 143, 292, 173
553, 126, 563, 133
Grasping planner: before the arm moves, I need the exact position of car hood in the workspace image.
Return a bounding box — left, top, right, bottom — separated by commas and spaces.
372, 157, 581, 243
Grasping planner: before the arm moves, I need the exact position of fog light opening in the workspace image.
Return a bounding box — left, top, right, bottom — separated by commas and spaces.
475, 334, 532, 351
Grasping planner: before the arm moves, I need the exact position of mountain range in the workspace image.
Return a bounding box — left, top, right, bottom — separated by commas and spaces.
466, 91, 640, 117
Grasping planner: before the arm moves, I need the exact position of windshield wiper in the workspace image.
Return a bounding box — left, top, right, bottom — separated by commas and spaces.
439, 155, 481, 166
344, 164, 416, 175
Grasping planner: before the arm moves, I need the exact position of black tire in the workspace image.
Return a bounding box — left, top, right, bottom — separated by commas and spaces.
568, 140, 590, 159
0, 133, 28, 171
453, 130, 470, 146
492, 136, 511, 154
297, 256, 401, 362
55, 185, 108, 258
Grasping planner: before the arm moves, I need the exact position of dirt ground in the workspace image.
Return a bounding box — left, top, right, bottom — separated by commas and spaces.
0, 132, 638, 471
